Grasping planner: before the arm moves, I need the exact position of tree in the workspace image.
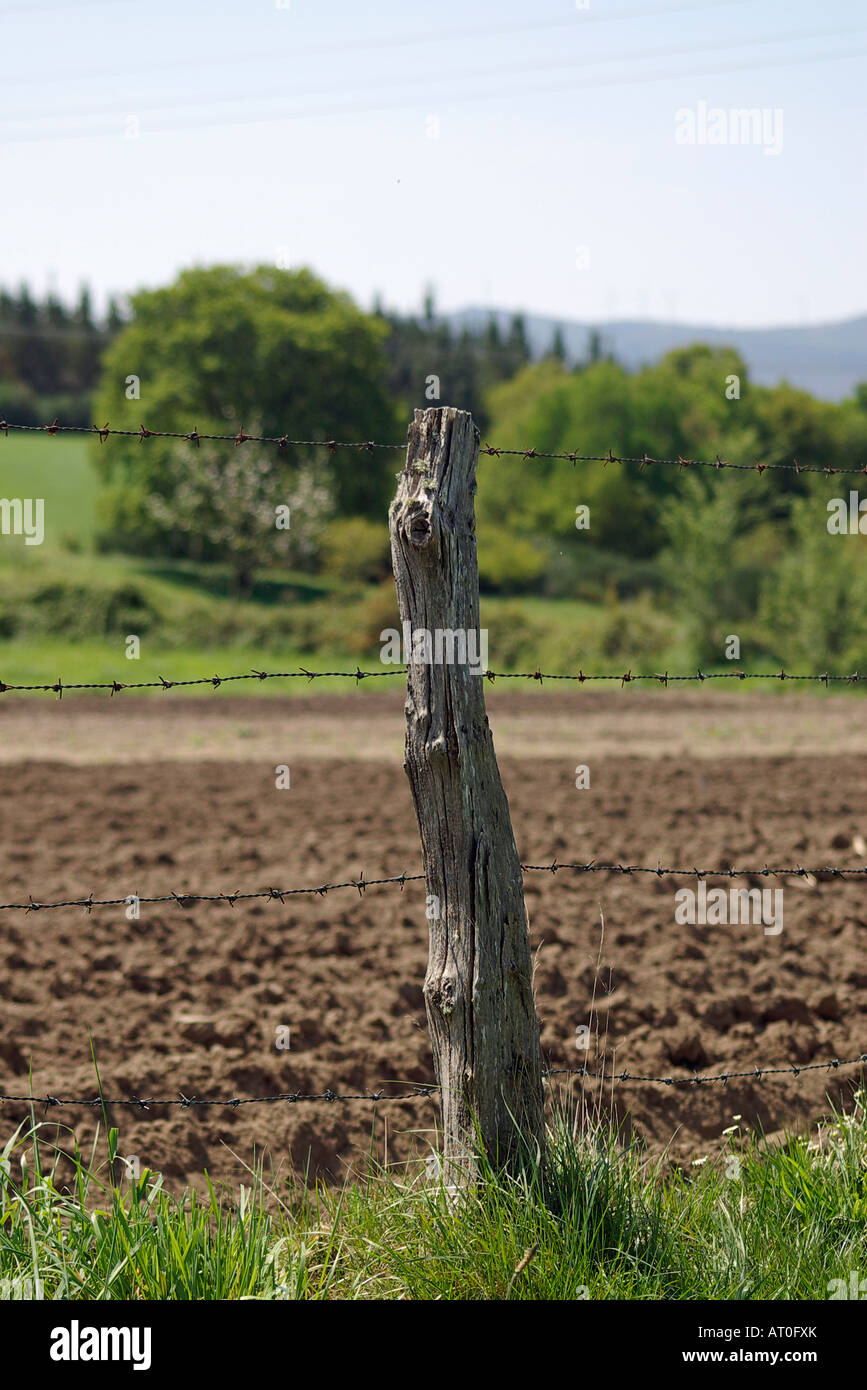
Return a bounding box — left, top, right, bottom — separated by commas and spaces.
379, 303, 535, 433
106, 296, 127, 333
0, 280, 125, 425
90, 265, 399, 557
74, 286, 94, 330
506, 313, 530, 361
145, 430, 333, 596
658, 472, 749, 663
758, 485, 867, 670
549, 325, 566, 362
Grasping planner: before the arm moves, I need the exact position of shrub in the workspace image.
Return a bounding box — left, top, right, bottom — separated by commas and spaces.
758, 491, 867, 669
319, 517, 391, 585
347, 580, 401, 658
9, 578, 158, 640
477, 524, 547, 594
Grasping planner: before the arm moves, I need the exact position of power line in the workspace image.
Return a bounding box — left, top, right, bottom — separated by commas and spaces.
17, 20, 859, 129
2, 0, 756, 90
4, 36, 865, 146
0, 0, 132, 13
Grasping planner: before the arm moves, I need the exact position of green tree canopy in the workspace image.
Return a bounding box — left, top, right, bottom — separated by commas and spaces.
90, 264, 399, 557
474, 343, 837, 561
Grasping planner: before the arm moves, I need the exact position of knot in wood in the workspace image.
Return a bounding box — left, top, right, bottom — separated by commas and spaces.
402, 496, 435, 549
425, 975, 457, 1017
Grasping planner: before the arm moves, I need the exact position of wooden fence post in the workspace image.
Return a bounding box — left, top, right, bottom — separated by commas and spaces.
389, 406, 545, 1180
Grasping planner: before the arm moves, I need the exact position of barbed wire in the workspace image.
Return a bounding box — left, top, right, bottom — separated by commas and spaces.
480, 443, 867, 476
0, 669, 403, 696
1, 666, 863, 698
521, 859, 867, 880
2, 857, 865, 916
548, 1053, 867, 1086
0, 419, 403, 452
0, 1086, 439, 1109
2, 418, 865, 476
0, 872, 425, 913
484, 668, 863, 687
2, 1054, 864, 1111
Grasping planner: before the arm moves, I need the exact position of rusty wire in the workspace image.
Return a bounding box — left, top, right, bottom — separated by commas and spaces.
1, 858, 865, 915
0, 1086, 439, 1109
2, 417, 865, 475
0, 419, 400, 453
0, 669, 403, 696
0, 666, 863, 697
484, 668, 862, 686
544, 1054, 867, 1086
479, 443, 867, 476
2, 1054, 864, 1111
3, 411, 866, 1131
0, 872, 425, 913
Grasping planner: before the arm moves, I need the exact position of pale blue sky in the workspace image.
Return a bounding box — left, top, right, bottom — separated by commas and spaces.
2, 0, 865, 327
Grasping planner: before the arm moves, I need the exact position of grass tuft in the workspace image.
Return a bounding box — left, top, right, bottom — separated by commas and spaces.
2, 1088, 865, 1300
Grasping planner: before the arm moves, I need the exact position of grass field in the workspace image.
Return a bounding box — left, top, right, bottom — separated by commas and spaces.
0, 434, 99, 550
3, 438, 866, 1305
2, 436, 831, 695
3, 1096, 865, 1300
0, 437, 701, 689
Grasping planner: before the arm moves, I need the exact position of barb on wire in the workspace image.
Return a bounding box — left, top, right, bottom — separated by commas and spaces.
484, 668, 861, 686
480, 442, 867, 477
2, 1055, 864, 1111
545, 1053, 867, 1087
2, 418, 864, 476
0, 668, 404, 697
0, 1086, 440, 1109
0, 419, 404, 453
0, 666, 862, 698
2, 859, 865, 916
0, 871, 425, 914
522, 859, 867, 879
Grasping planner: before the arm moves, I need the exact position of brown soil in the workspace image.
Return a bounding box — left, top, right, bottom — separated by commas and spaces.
0, 690, 865, 1192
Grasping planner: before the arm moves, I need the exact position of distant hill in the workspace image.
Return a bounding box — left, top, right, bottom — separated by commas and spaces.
446, 308, 867, 402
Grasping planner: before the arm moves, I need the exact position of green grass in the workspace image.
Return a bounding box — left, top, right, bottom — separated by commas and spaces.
0, 535, 698, 692
0, 540, 393, 692
0, 639, 405, 695
0, 435, 858, 694
2, 1092, 865, 1300
0, 435, 690, 690
0, 435, 99, 550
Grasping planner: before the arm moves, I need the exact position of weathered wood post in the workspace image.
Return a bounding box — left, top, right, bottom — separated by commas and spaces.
389, 406, 545, 1180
